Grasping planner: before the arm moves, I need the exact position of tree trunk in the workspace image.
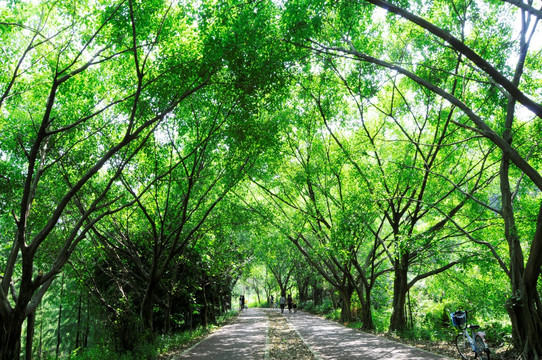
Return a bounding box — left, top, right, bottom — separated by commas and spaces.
254, 283, 261, 304
312, 285, 323, 306
504, 202, 542, 359
75, 293, 82, 349
501, 139, 542, 359
506, 284, 542, 359
389, 256, 409, 332
297, 277, 309, 303
39, 311, 43, 360
25, 311, 35, 360
0, 311, 24, 360
55, 274, 64, 359
164, 292, 172, 333
201, 282, 208, 327
339, 286, 354, 323
140, 276, 158, 332
360, 286, 374, 331
84, 298, 90, 348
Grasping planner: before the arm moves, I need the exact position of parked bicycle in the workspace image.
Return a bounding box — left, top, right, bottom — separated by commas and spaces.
450, 310, 490, 360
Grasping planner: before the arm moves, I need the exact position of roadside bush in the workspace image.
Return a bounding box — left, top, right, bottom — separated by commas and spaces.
299, 300, 315, 312
483, 320, 512, 346
314, 299, 333, 314
70, 342, 157, 360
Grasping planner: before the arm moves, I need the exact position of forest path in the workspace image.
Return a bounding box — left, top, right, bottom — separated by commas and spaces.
178, 307, 268, 359
177, 307, 453, 359
285, 310, 453, 360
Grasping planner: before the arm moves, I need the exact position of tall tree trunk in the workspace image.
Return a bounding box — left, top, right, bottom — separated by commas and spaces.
504, 200, 542, 359
141, 276, 158, 332
164, 292, 172, 333
25, 311, 35, 360
84, 298, 90, 348
1, 282, 36, 360
38, 308, 43, 360
351, 277, 374, 331
506, 282, 542, 360
55, 274, 64, 359
312, 285, 323, 306
0, 311, 24, 360
501, 123, 542, 359
297, 277, 309, 303
201, 282, 208, 327
389, 255, 409, 332
75, 293, 82, 349
360, 285, 374, 331
338, 285, 354, 323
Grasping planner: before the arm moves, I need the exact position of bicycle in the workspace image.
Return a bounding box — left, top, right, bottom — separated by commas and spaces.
450, 310, 490, 360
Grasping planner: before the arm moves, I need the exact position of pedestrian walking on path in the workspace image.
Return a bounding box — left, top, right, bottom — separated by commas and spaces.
279, 293, 286, 313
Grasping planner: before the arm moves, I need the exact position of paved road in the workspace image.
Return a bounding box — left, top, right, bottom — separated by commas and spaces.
178, 308, 452, 359
179, 308, 268, 359
285, 311, 451, 360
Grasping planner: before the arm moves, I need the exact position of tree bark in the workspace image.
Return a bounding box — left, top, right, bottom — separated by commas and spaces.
389, 256, 409, 332
360, 285, 374, 331
505, 201, 542, 359
0, 312, 23, 360
339, 286, 354, 323
1, 281, 36, 360
56, 274, 64, 359
25, 311, 35, 360
140, 276, 158, 332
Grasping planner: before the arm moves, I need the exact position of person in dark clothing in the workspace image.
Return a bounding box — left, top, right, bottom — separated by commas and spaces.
287, 294, 293, 313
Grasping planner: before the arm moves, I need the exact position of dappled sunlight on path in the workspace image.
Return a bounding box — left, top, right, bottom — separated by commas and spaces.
285, 311, 452, 360
178, 308, 452, 359
179, 308, 268, 359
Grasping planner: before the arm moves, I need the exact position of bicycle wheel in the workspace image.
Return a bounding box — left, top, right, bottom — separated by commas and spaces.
475, 335, 490, 360
455, 333, 470, 359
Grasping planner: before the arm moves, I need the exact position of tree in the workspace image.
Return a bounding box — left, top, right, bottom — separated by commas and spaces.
283, 0, 542, 355
89, 84, 273, 333
0, 0, 289, 357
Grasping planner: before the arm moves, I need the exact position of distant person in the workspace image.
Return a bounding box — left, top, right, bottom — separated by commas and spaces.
279, 294, 286, 313
270, 295, 274, 309
239, 295, 244, 311
287, 294, 293, 313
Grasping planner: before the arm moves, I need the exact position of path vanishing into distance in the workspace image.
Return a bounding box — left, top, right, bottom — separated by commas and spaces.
176, 308, 453, 360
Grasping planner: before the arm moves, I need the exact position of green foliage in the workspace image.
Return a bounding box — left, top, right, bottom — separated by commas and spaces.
70, 342, 157, 360
2, 0, 542, 358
